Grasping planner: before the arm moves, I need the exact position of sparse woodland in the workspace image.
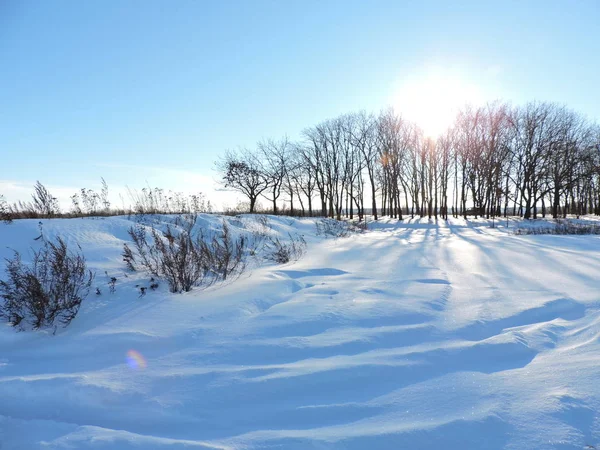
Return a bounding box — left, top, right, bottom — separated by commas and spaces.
217, 102, 600, 221
2, 102, 599, 223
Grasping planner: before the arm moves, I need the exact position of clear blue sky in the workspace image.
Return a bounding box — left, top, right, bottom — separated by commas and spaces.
1, 0, 599, 207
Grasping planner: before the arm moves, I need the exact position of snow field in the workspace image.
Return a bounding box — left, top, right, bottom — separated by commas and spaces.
1, 215, 600, 449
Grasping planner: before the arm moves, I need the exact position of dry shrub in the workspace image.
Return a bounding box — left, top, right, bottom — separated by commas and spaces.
0, 237, 94, 329
315, 218, 367, 237
263, 234, 306, 264
514, 219, 600, 235
124, 216, 247, 293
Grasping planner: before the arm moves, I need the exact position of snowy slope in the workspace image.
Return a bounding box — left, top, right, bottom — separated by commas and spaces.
1, 215, 600, 449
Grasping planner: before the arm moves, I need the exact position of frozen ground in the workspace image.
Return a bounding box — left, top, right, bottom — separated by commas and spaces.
1, 214, 600, 449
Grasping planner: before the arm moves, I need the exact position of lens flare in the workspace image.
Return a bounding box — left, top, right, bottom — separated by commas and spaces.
126, 350, 147, 370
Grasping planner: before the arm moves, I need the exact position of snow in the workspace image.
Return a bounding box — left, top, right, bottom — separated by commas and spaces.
1, 214, 600, 449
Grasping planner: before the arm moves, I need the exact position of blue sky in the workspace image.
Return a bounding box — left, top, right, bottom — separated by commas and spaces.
1, 0, 599, 208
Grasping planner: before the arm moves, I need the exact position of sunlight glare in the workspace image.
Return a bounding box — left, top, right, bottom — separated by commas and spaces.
394, 69, 483, 138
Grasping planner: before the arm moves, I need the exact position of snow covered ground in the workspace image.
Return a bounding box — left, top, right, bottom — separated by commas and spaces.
1, 214, 600, 449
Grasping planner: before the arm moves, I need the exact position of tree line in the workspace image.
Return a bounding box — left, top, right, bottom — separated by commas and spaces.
217, 101, 600, 220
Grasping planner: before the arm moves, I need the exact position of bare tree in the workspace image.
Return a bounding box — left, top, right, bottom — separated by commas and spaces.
352, 111, 379, 220
211, 100, 600, 222
290, 144, 317, 216
509, 102, 560, 219
258, 137, 289, 214
217, 149, 270, 213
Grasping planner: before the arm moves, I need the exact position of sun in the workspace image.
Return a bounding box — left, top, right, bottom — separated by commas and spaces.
393, 69, 483, 138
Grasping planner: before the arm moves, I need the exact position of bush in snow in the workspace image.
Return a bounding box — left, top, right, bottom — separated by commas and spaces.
255, 214, 270, 229
124, 216, 248, 293
31, 181, 60, 217
315, 218, 348, 237
127, 186, 212, 216
0, 195, 11, 223
223, 200, 256, 216
0, 237, 94, 329
202, 220, 248, 282
122, 243, 136, 271
354, 220, 368, 232
239, 215, 272, 253
125, 222, 204, 293
315, 218, 366, 238
514, 219, 600, 235
263, 234, 306, 264
5, 182, 61, 219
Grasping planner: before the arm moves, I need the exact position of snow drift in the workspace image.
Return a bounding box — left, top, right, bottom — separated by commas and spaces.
1, 214, 599, 449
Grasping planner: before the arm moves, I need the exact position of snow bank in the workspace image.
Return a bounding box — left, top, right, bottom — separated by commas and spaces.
1, 215, 599, 449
